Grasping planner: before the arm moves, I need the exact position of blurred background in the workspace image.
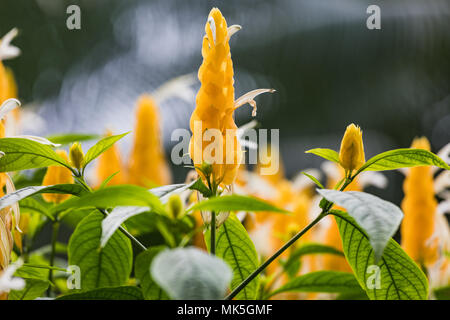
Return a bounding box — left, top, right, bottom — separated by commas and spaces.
0, 0, 449, 206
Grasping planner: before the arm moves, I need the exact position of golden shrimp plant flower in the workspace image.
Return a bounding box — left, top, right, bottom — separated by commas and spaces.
339, 123, 365, 173
189, 8, 273, 187
42, 150, 75, 203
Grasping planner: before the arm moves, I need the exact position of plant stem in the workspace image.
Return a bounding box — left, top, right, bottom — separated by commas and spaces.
210, 210, 216, 255
225, 211, 327, 300
47, 221, 60, 296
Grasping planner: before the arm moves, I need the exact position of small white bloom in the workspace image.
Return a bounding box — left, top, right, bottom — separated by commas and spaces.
0, 259, 25, 293
0, 28, 21, 60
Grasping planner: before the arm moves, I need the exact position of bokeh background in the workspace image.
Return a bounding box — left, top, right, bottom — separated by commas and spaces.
1, 0, 449, 207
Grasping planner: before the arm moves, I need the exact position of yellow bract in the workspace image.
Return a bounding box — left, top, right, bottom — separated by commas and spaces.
189, 8, 242, 186
42, 150, 75, 203
401, 137, 438, 265
128, 95, 171, 187
339, 123, 365, 172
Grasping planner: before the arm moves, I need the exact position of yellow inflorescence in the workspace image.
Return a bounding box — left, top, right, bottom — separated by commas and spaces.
189, 8, 242, 186
401, 137, 438, 265
96, 130, 126, 186
42, 150, 75, 203
128, 95, 171, 187
339, 123, 365, 172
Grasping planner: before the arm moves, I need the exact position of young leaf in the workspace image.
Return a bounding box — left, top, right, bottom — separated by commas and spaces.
8, 278, 50, 300
101, 206, 150, 247
266, 271, 363, 298
68, 211, 133, 290
82, 132, 129, 169
301, 172, 325, 189
283, 243, 344, 277
317, 189, 403, 262
151, 247, 232, 300
46, 133, 99, 145
19, 197, 54, 221
149, 180, 197, 203
357, 148, 450, 173
189, 195, 288, 214
332, 210, 428, 300
189, 178, 213, 198
135, 246, 170, 300
52, 185, 165, 215
205, 213, 259, 300
0, 184, 86, 212
56, 286, 144, 300
305, 148, 340, 163
0, 137, 71, 172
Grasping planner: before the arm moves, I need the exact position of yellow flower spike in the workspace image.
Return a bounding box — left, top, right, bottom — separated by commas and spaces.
69, 142, 84, 170
339, 123, 365, 173
42, 150, 74, 203
96, 130, 126, 186
401, 137, 438, 266
128, 95, 171, 187
190, 8, 274, 187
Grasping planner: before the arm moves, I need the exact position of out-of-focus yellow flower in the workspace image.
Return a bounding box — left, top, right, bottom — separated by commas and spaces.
255, 144, 285, 186
69, 142, 84, 170
96, 130, 126, 186
42, 150, 74, 203
189, 8, 273, 187
128, 95, 171, 187
401, 137, 438, 266
339, 123, 365, 172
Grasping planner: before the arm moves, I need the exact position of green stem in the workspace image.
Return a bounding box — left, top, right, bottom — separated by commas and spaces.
225, 211, 327, 300
210, 210, 216, 255
47, 221, 60, 296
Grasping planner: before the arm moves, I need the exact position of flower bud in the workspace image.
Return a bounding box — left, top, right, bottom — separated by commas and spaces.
69, 142, 84, 170
338, 123, 365, 172
167, 194, 184, 219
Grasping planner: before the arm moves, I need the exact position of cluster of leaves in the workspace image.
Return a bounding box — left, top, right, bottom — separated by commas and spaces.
0, 134, 449, 300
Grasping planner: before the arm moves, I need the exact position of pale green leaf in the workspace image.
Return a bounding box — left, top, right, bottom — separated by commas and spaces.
82, 132, 129, 169
46, 133, 99, 145
318, 189, 403, 262
305, 148, 340, 163
151, 247, 232, 300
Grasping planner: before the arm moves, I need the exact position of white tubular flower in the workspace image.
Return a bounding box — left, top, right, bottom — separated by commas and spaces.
152, 73, 197, 105
234, 89, 276, 117
0, 28, 21, 60
358, 171, 388, 189
0, 259, 25, 293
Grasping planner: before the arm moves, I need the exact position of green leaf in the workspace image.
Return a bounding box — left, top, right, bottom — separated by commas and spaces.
305, 148, 340, 163
283, 243, 344, 277
318, 189, 403, 262
83, 132, 129, 169
266, 271, 363, 298
0, 184, 86, 213
101, 206, 150, 247
46, 133, 99, 145
151, 247, 232, 300
52, 185, 165, 215
68, 211, 133, 290
0, 137, 71, 172
135, 246, 170, 300
301, 172, 324, 189
56, 286, 143, 300
9, 278, 50, 300
189, 178, 213, 198
434, 286, 450, 300
19, 197, 53, 221
357, 148, 450, 173
189, 195, 288, 214
205, 213, 259, 300
332, 210, 428, 300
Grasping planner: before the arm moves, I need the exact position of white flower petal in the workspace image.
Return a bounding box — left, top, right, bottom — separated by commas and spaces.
5, 173, 20, 233
152, 73, 196, 105
358, 171, 388, 189
227, 25, 242, 39
207, 16, 216, 45
432, 143, 450, 174
434, 170, 450, 197
320, 161, 341, 183
0, 259, 25, 293
292, 169, 322, 191
234, 89, 275, 117
0, 98, 20, 120
0, 28, 21, 60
